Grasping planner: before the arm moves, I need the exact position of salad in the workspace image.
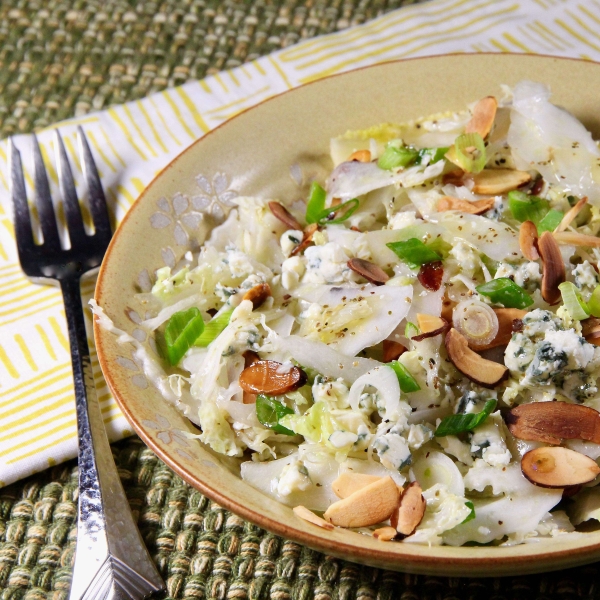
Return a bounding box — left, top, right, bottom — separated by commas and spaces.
95, 80, 600, 546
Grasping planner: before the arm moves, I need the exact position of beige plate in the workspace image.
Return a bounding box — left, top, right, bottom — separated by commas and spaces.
95, 54, 600, 576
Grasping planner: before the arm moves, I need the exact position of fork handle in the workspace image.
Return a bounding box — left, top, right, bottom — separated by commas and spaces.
61, 277, 165, 600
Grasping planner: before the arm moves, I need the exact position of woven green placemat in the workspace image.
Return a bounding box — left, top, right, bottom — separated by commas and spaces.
3, 1, 600, 598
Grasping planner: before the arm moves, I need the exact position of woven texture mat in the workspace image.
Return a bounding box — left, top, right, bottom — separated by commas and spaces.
3, 1, 600, 599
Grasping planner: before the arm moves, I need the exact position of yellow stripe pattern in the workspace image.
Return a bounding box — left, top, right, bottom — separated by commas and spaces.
1, 0, 599, 487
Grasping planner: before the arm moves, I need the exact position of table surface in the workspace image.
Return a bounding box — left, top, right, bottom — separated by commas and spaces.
2, 1, 600, 599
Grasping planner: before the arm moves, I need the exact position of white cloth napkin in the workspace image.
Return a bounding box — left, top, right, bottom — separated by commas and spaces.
0, 0, 598, 487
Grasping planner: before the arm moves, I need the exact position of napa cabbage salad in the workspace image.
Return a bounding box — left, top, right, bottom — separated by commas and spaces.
94, 80, 600, 546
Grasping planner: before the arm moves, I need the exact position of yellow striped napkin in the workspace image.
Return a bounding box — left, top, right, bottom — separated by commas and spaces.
0, 0, 598, 487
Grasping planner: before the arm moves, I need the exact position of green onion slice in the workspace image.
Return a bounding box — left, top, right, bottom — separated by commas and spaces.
388, 360, 421, 393
461, 502, 476, 524
558, 282, 590, 321
387, 238, 442, 269
256, 394, 295, 435
377, 145, 419, 170
481, 254, 499, 277
476, 278, 534, 309
318, 198, 360, 225
537, 209, 564, 233
194, 309, 234, 347
507, 190, 549, 224
306, 181, 327, 224
453, 133, 486, 173
426, 237, 452, 259
434, 400, 497, 437
589, 285, 600, 318
163, 307, 205, 365
405, 322, 419, 338
416, 147, 449, 165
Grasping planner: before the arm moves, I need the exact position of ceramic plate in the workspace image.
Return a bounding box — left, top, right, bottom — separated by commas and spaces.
95, 54, 600, 576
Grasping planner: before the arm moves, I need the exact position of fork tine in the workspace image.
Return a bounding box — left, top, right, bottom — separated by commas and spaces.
32, 135, 61, 250
78, 126, 112, 240
9, 139, 35, 252
55, 130, 87, 247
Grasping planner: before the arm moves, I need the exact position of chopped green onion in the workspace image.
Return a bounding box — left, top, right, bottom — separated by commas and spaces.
507, 190, 549, 224
461, 502, 476, 524
405, 322, 419, 338
416, 147, 449, 165
163, 307, 205, 365
256, 394, 295, 435
476, 278, 534, 309
589, 285, 600, 318
194, 309, 234, 347
387, 238, 442, 269
453, 133, 486, 173
426, 237, 452, 259
537, 209, 564, 233
434, 400, 497, 437
388, 360, 421, 393
306, 181, 327, 224
481, 254, 499, 277
558, 282, 590, 321
377, 145, 419, 170
318, 198, 360, 225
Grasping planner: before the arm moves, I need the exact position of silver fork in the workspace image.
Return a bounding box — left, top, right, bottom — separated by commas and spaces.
10, 129, 165, 600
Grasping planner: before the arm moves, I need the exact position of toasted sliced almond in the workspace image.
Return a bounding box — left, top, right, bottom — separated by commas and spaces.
239, 360, 307, 395
555, 196, 588, 233
583, 317, 600, 346
442, 169, 465, 186
293, 506, 335, 530
473, 308, 527, 351
465, 96, 498, 139
243, 283, 271, 309
441, 296, 456, 322
412, 314, 450, 341
383, 339, 406, 362
469, 169, 531, 195
437, 196, 495, 215
268, 201, 303, 230
332, 472, 383, 499
538, 231, 566, 305
506, 401, 600, 445
347, 258, 389, 285
348, 149, 371, 162
242, 351, 260, 404
390, 481, 426, 538
373, 526, 398, 541
519, 221, 539, 261
323, 476, 400, 528
553, 231, 600, 248
290, 223, 319, 257
521, 446, 600, 488
445, 328, 508, 388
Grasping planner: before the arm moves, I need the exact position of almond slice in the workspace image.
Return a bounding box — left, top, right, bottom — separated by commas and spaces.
442, 169, 465, 186
469, 169, 531, 195
290, 223, 318, 257
555, 196, 588, 233
347, 258, 389, 285
538, 231, 565, 305
348, 149, 371, 162
332, 472, 383, 499
390, 481, 426, 538
437, 196, 495, 215
465, 96, 498, 139
506, 401, 600, 445
268, 201, 303, 230
293, 506, 335, 530
323, 476, 400, 528
441, 296, 456, 322
583, 317, 600, 346
445, 328, 508, 388
242, 351, 260, 404
553, 231, 600, 248
239, 360, 307, 395
411, 314, 450, 341
519, 221, 539, 261
383, 339, 406, 362
243, 283, 271, 309
373, 526, 398, 541
521, 446, 600, 488
473, 308, 527, 351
